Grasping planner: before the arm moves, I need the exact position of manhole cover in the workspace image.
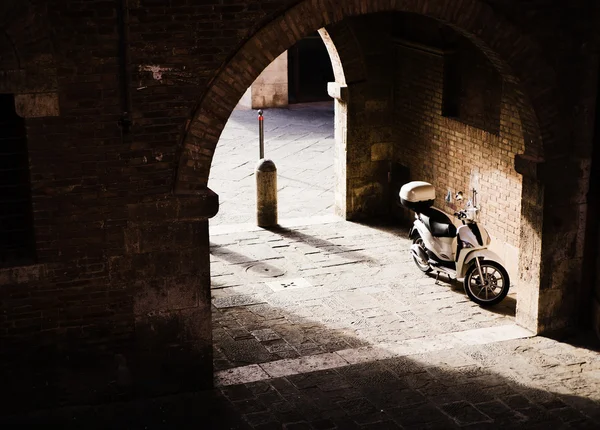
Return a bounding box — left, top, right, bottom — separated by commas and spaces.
266, 278, 311, 292
245, 262, 286, 278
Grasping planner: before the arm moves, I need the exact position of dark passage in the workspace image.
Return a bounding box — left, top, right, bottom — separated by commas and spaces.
288, 32, 335, 103
0, 94, 35, 267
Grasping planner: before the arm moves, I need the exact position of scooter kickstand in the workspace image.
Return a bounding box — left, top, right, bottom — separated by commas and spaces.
435, 271, 441, 285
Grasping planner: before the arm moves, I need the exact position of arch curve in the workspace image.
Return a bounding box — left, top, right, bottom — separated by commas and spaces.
319, 20, 368, 86
175, 0, 561, 193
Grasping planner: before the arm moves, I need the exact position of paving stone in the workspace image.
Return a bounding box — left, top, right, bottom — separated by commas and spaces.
298, 387, 345, 411
417, 382, 466, 405
221, 385, 256, 401
283, 422, 313, 429
220, 337, 279, 365
260, 352, 348, 378
255, 422, 285, 430
336, 397, 378, 416
387, 402, 450, 427
548, 407, 591, 423
440, 401, 492, 425
347, 418, 377, 429
252, 328, 282, 342
227, 328, 257, 340
262, 338, 295, 353
337, 362, 405, 392
358, 421, 402, 429
311, 418, 337, 429
377, 389, 429, 409
244, 410, 278, 426
352, 410, 392, 425
215, 365, 271, 386
287, 370, 340, 390
381, 356, 428, 377
256, 389, 286, 406
213, 294, 267, 308
245, 381, 273, 395
503, 394, 535, 410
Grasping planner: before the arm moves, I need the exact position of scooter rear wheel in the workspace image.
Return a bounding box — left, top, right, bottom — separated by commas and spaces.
412, 233, 432, 273
463, 260, 510, 306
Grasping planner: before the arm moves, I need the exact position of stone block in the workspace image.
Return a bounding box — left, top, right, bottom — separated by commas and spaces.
328, 82, 348, 101
0, 264, 48, 285
371, 142, 393, 161
14, 92, 59, 117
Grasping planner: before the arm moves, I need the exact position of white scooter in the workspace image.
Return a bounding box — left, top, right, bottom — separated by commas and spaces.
400, 181, 510, 306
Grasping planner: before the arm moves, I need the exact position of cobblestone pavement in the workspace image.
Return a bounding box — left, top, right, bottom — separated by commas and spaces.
7, 331, 600, 429
204, 217, 600, 429
6, 214, 600, 429
209, 102, 335, 225
210, 218, 519, 373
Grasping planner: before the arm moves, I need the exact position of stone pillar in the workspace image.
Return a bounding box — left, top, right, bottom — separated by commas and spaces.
515, 154, 592, 334
255, 159, 278, 227
328, 82, 349, 218
329, 78, 395, 221
537, 156, 592, 333
344, 81, 393, 220
123, 190, 218, 396
514, 159, 544, 333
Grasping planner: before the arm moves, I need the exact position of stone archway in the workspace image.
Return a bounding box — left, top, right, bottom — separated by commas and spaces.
176, 0, 578, 337
175, 1, 556, 191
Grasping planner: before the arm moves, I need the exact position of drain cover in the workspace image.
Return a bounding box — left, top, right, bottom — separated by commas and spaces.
266, 278, 311, 292
245, 262, 286, 278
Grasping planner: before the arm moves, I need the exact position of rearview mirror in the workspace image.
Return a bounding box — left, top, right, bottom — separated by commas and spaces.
455, 191, 464, 201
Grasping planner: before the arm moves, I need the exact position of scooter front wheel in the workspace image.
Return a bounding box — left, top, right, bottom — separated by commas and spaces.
463, 260, 510, 306
412, 233, 432, 273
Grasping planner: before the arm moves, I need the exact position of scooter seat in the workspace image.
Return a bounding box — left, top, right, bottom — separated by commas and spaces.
419, 208, 457, 238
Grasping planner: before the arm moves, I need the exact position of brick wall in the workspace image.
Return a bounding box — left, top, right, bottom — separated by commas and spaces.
0, 0, 219, 413
393, 35, 524, 267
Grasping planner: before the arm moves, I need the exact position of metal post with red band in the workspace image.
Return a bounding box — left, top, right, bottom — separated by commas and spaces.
258, 109, 264, 159
255, 108, 277, 227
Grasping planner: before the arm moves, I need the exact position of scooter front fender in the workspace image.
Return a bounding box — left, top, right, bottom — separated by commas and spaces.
408, 226, 419, 240
457, 249, 504, 279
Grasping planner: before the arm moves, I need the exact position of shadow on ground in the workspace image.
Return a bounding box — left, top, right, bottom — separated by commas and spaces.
3, 291, 599, 429
264, 225, 375, 264
423, 271, 517, 318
